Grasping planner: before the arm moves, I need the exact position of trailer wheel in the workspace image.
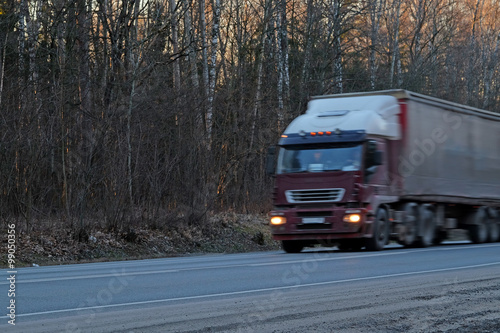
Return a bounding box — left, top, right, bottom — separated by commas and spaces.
282, 240, 304, 253
365, 209, 389, 251
488, 222, 500, 243
416, 206, 435, 248
468, 208, 488, 244
401, 203, 418, 247
469, 224, 488, 244
486, 207, 500, 242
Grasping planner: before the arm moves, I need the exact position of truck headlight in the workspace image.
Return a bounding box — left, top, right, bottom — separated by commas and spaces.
343, 213, 361, 223
270, 216, 287, 225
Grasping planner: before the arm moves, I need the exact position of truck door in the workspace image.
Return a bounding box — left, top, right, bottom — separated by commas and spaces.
365, 139, 389, 193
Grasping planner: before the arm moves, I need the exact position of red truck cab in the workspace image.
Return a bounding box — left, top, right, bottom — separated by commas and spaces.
268, 95, 400, 252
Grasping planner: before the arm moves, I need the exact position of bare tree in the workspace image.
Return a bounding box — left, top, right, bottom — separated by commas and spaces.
206, 0, 221, 146
182, 0, 200, 92
250, 0, 272, 155
466, 0, 484, 104
332, 1, 343, 94
1, 0, 500, 230
388, 0, 403, 88
368, 0, 386, 90
276, 0, 290, 128
171, 0, 181, 94
0, 32, 7, 108
299, 0, 316, 112
406, 0, 427, 90
483, 30, 500, 108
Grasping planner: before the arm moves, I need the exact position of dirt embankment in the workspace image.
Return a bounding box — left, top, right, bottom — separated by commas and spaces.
1, 213, 280, 267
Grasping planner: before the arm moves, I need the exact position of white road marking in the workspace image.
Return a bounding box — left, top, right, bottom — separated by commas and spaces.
248, 250, 419, 266
0, 269, 180, 284
436, 243, 500, 250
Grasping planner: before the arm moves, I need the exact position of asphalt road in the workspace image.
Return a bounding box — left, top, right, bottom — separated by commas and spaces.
2, 241, 500, 332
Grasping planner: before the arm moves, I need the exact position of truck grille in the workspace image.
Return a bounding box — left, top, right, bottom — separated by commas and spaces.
285, 188, 345, 203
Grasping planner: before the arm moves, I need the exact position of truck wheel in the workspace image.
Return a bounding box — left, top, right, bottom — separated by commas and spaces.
365, 209, 389, 251
416, 206, 435, 248
282, 240, 304, 253
488, 222, 500, 242
469, 224, 487, 244
468, 208, 488, 244
401, 203, 418, 247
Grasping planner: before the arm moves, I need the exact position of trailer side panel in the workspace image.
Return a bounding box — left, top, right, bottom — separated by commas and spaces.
400, 96, 500, 205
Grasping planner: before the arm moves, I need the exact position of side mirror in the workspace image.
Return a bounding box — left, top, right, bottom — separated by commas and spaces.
266, 146, 276, 175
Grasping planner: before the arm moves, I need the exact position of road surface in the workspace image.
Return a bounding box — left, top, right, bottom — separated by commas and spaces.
2, 242, 500, 332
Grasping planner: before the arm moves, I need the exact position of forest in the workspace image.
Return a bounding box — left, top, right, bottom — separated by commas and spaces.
1, 0, 499, 233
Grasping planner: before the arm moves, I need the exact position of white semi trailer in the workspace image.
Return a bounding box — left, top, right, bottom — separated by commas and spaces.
268, 90, 500, 252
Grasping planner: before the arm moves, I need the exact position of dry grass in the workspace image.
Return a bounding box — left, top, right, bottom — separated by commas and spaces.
1, 213, 280, 267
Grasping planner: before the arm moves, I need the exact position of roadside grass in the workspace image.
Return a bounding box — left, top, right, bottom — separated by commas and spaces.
0, 213, 280, 268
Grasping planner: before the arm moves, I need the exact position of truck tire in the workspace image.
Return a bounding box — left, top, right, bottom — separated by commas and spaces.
488, 222, 500, 242
400, 203, 418, 247
416, 206, 435, 248
282, 240, 304, 253
488, 220, 500, 243
486, 208, 500, 242
468, 208, 488, 244
469, 224, 487, 244
365, 208, 389, 251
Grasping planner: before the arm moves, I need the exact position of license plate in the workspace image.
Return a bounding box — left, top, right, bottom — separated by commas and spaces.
302, 217, 325, 224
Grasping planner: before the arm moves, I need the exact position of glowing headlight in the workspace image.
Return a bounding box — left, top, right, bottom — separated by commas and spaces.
343, 213, 361, 223
270, 216, 287, 225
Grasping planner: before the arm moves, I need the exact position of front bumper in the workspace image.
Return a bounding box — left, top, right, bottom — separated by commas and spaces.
270, 207, 368, 240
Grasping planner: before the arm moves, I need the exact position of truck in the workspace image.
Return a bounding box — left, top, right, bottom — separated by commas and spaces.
267, 90, 500, 252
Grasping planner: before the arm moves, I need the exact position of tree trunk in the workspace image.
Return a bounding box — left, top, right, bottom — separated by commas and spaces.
389, 0, 402, 88
171, 0, 181, 94
182, 0, 200, 92
206, 0, 221, 147
75, 0, 94, 229
483, 31, 500, 109
127, 57, 138, 206
466, 0, 484, 104
299, 0, 315, 113
17, 0, 27, 108
250, 0, 271, 154
276, 0, 290, 129
369, 0, 386, 90
409, 0, 425, 89
0, 33, 6, 108
243, 0, 272, 211
332, 0, 343, 93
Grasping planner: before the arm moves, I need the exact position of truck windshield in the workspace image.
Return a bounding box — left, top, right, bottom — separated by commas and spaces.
277, 144, 362, 174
